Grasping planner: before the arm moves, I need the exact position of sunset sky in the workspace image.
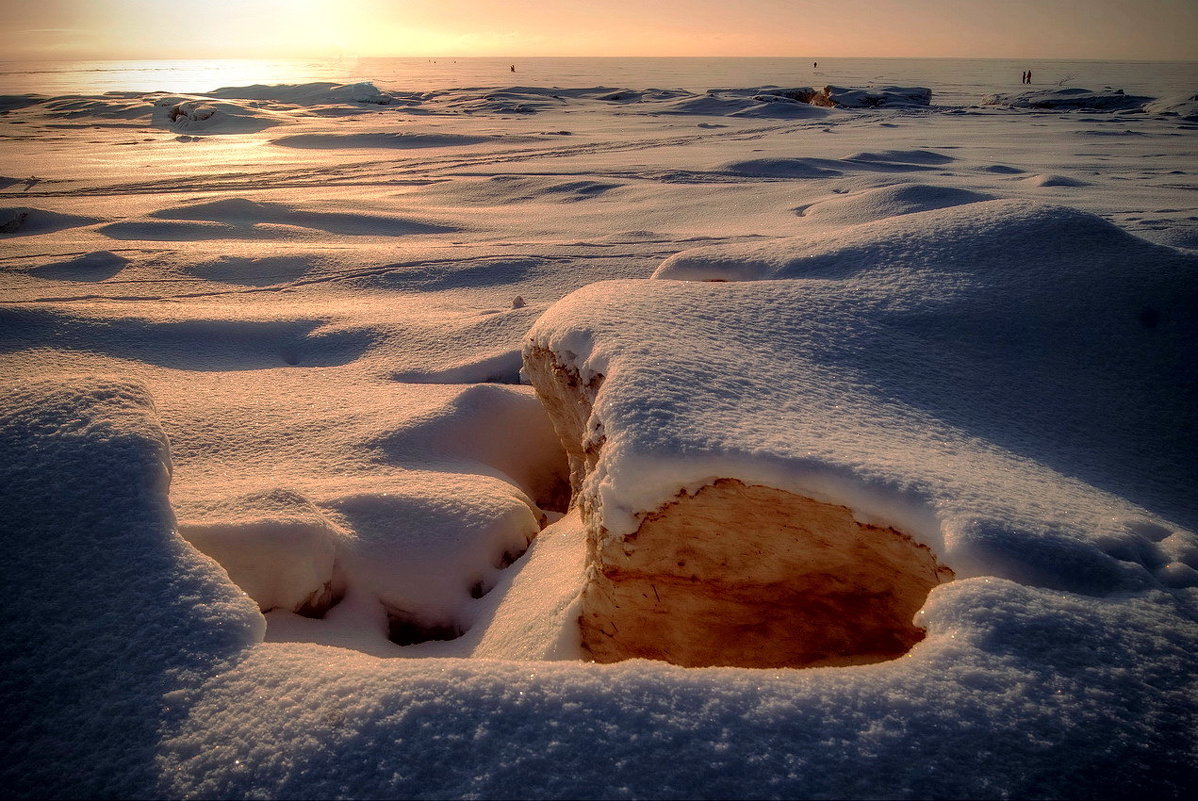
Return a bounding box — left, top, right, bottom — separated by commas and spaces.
2, 0, 1196, 61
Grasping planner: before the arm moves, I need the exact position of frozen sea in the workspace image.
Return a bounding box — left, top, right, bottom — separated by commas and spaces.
1, 57, 1196, 800
4, 55, 1196, 103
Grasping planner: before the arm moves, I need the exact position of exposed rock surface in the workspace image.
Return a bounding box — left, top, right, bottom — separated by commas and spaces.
582, 478, 953, 668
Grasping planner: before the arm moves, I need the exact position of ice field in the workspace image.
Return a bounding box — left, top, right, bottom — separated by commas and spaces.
2, 58, 1196, 797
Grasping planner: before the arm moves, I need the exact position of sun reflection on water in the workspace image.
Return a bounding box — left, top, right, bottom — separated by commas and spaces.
0, 59, 344, 95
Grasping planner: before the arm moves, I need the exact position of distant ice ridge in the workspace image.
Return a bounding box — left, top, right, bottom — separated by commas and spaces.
982, 86, 1155, 111
6, 80, 1185, 136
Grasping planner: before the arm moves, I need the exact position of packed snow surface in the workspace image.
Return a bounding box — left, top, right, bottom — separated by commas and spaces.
2, 64, 1196, 799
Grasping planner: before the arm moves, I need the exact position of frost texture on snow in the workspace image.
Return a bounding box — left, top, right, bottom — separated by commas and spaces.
0, 378, 263, 798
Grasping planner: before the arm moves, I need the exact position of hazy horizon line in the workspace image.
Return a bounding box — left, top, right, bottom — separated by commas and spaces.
5, 54, 1197, 64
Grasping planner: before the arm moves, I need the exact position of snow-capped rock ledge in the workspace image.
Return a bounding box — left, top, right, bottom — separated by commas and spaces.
524, 345, 954, 668
525, 199, 1198, 672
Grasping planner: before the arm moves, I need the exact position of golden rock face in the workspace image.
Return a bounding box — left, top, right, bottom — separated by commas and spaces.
581, 479, 954, 669
523, 344, 954, 669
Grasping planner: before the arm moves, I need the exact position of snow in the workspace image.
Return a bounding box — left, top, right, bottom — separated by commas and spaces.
2, 61, 1197, 798
982, 86, 1155, 111
0, 378, 263, 798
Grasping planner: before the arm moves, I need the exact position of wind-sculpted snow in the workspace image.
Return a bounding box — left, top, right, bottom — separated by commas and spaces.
0, 306, 374, 370
1, 206, 99, 236
161, 580, 1197, 799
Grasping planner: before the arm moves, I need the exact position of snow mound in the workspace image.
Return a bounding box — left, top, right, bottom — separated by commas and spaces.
842, 148, 955, 165
722, 157, 844, 179
206, 81, 399, 106
0, 377, 262, 798
321, 478, 540, 640
391, 347, 524, 384
1021, 173, 1090, 188
722, 149, 956, 180
797, 183, 993, 225
369, 383, 570, 513
0, 206, 99, 237
181, 488, 345, 616
0, 306, 373, 370
983, 87, 1154, 111
29, 250, 129, 281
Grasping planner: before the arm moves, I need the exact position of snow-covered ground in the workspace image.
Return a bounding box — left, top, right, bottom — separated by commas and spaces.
1, 70, 1196, 798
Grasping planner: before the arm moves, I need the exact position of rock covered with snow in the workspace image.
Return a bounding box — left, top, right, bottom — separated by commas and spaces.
517, 196, 1198, 789
742, 85, 932, 109
527, 199, 1198, 639
813, 84, 932, 108
151, 95, 288, 134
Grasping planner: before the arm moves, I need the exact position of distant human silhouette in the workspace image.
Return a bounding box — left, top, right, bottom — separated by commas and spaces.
510, 64, 516, 72
813, 61, 818, 68
1026, 69, 1032, 84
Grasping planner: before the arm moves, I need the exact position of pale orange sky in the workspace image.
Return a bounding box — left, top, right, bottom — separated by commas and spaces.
2, 0, 1196, 61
